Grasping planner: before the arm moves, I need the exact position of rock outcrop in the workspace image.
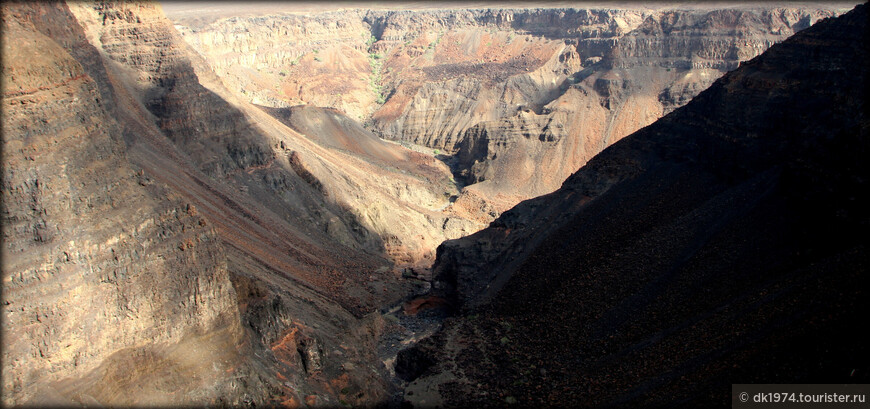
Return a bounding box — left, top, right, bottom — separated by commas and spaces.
2, 5, 252, 405
408, 4, 868, 406
176, 10, 376, 119
1, 1, 446, 405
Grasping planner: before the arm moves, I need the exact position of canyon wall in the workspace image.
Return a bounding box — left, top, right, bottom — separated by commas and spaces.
64, 0, 481, 271
173, 5, 847, 217
2, 2, 861, 406
2, 1, 457, 405
2, 5, 252, 404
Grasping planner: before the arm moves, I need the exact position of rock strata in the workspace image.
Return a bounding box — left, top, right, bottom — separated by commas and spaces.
2, 1, 862, 406
173, 5, 847, 220
2, 6, 248, 404
2, 1, 442, 405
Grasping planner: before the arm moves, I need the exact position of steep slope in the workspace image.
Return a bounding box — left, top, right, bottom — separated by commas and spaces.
73, 1, 479, 268
255, 103, 480, 264
2, 2, 420, 406
3, 2, 863, 406
407, 4, 869, 407
1, 8, 256, 406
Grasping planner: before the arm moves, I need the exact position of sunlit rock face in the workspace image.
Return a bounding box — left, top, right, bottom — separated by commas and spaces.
4, 2, 410, 406
174, 5, 845, 218
2, 4, 246, 405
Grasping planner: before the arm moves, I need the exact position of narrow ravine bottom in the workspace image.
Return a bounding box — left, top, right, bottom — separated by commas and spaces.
376, 268, 451, 407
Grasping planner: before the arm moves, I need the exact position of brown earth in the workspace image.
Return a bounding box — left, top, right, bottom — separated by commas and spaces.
172, 4, 853, 222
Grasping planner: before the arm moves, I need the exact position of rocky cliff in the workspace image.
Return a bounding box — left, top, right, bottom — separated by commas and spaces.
3, 1, 863, 406
2, 1, 445, 405
2, 5, 251, 404
407, 4, 868, 406
172, 5, 847, 219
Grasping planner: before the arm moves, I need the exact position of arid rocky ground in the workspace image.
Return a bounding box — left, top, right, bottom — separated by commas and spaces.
1, 1, 865, 407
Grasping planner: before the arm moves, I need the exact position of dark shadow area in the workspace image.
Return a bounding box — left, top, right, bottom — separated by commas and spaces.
417, 4, 869, 407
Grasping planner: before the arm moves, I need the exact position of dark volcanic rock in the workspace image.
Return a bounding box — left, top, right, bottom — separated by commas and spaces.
417, 4, 868, 407
395, 346, 437, 382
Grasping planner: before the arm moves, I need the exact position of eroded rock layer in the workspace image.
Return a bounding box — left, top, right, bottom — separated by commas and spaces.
86, 2, 481, 269
3, 1, 863, 407
1, 1, 429, 406
2, 6, 250, 405
172, 5, 848, 218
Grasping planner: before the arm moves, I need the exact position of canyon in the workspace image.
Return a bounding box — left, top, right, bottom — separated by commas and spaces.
1, 1, 864, 407
171, 4, 843, 215
406, 4, 869, 406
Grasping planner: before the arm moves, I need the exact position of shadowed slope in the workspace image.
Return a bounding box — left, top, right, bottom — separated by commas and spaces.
406, 4, 869, 407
